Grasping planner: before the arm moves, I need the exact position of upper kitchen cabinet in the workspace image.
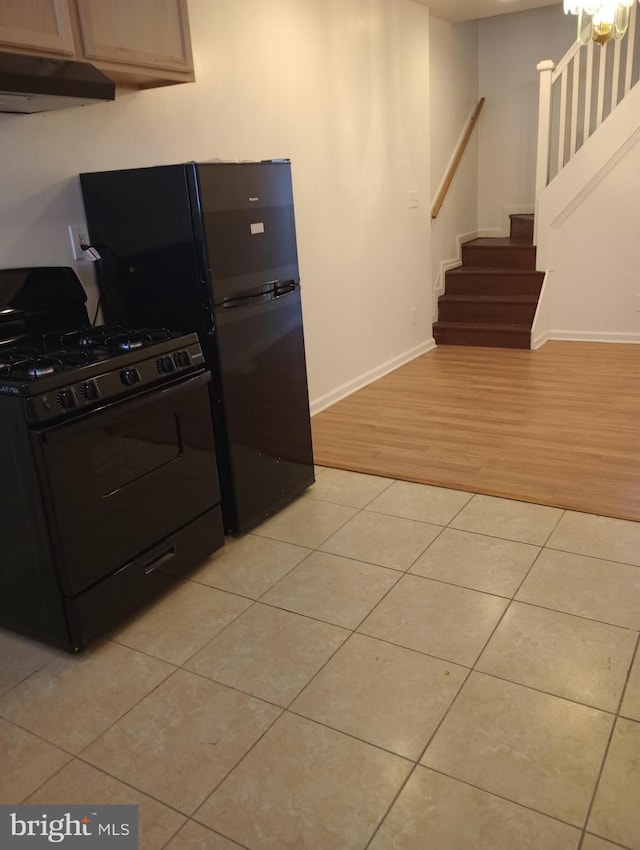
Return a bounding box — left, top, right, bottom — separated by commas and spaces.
73, 0, 194, 88
0, 0, 194, 89
0, 0, 76, 58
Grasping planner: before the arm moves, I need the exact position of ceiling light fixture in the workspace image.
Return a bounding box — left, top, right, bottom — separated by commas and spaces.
564, 0, 637, 45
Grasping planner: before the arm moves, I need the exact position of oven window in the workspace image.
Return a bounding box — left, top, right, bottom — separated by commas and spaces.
94, 413, 182, 496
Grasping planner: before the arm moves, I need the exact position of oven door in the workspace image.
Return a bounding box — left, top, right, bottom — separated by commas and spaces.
33, 371, 220, 596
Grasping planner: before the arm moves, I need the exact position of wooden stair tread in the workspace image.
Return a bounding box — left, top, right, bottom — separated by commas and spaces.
434, 321, 531, 331
446, 266, 543, 276
465, 237, 533, 248
439, 294, 538, 304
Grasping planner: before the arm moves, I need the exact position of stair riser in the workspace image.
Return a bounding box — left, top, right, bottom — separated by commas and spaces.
438, 302, 537, 325
461, 245, 537, 269
434, 326, 531, 349
445, 272, 543, 297
510, 217, 534, 243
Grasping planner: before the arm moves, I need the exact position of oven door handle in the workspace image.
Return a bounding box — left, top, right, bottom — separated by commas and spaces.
139, 546, 176, 575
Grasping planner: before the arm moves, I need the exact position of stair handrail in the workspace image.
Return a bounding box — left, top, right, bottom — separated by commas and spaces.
431, 97, 485, 220
535, 4, 638, 204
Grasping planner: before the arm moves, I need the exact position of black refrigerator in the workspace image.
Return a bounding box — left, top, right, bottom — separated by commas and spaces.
80, 161, 315, 534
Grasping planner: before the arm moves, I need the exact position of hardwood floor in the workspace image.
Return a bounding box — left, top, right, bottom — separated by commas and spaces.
311, 342, 640, 522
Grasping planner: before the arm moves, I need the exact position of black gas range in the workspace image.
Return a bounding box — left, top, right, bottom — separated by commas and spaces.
0, 267, 224, 651
0, 325, 206, 424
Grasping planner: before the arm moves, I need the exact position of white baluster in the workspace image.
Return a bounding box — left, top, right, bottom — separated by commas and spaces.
558, 68, 569, 172
535, 60, 555, 243
570, 52, 581, 156
625, 3, 637, 95
584, 39, 594, 141
596, 40, 607, 127
612, 37, 622, 110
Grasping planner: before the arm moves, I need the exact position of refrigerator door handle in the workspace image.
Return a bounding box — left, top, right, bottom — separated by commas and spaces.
274, 281, 297, 298
220, 292, 274, 310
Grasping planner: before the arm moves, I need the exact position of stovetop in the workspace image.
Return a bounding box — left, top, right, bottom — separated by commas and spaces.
0, 327, 182, 379
0, 326, 206, 424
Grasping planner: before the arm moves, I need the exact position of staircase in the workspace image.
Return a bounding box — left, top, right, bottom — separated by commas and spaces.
433, 214, 544, 349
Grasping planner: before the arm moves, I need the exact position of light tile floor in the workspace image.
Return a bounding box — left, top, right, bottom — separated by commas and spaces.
1, 467, 640, 849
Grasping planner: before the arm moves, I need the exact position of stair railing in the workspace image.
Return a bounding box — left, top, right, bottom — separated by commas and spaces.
431, 97, 485, 220
535, 4, 639, 201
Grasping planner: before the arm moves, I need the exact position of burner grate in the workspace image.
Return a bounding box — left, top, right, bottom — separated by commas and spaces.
0, 351, 94, 379
44, 326, 174, 357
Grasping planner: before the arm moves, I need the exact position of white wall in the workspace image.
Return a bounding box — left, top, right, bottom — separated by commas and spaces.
534, 77, 640, 342
477, 4, 575, 231
549, 141, 640, 338
429, 16, 479, 296
0, 0, 432, 411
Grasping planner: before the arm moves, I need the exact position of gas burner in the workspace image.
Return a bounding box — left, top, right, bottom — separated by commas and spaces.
0, 350, 40, 374
108, 334, 145, 352
27, 363, 56, 378
10, 358, 64, 380
105, 329, 174, 353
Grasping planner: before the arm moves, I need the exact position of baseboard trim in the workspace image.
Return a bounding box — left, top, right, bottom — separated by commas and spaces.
477, 228, 504, 239
531, 330, 551, 349
546, 330, 640, 344
434, 229, 479, 298
310, 339, 436, 416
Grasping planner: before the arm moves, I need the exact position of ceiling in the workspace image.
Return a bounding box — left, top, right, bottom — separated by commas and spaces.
413, 0, 562, 23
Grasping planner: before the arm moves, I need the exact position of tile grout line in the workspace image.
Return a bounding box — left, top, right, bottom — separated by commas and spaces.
577, 630, 640, 850
543, 542, 640, 571
0, 654, 59, 703
575, 714, 622, 850
502, 596, 640, 633
158, 818, 254, 850
409, 762, 588, 833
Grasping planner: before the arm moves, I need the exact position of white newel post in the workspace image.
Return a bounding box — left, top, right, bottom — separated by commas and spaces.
534, 59, 555, 245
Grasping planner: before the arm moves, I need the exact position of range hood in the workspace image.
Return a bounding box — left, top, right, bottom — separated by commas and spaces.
0, 52, 115, 114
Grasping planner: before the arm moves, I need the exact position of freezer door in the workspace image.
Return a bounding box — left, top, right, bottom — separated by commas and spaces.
210, 284, 314, 532
192, 162, 300, 303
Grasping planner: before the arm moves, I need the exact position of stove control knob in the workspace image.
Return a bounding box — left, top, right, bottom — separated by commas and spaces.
57, 389, 77, 410
157, 356, 175, 374
173, 351, 191, 368
79, 381, 99, 402
120, 368, 140, 386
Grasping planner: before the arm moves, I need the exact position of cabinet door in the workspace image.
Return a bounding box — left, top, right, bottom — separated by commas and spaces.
76, 0, 192, 72
0, 0, 75, 57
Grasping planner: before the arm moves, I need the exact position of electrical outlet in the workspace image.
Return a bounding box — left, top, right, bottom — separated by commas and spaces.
408, 191, 419, 209
68, 224, 90, 261
635, 294, 640, 312
410, 306, 416, 326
